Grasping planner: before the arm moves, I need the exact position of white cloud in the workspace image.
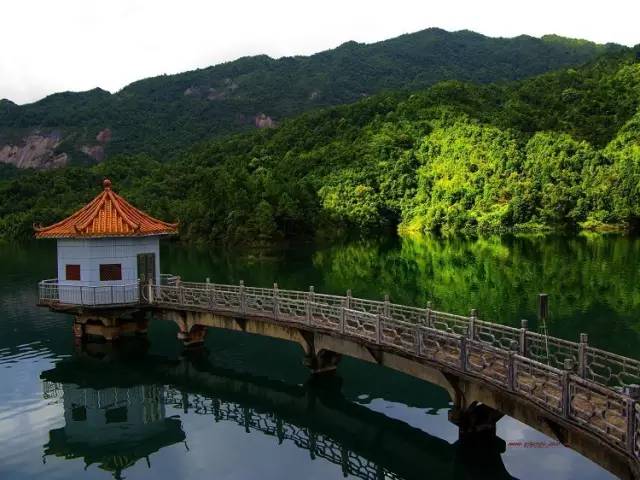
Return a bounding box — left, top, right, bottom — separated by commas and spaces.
1, 0, 638, 104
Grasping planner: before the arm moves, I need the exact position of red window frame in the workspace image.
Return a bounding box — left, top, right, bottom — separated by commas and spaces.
99, 264, 122, 281
65, 264, 81, 281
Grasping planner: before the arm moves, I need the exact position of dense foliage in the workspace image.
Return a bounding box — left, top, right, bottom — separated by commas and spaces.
1, 49, 640, 245
0, 29, 619, 160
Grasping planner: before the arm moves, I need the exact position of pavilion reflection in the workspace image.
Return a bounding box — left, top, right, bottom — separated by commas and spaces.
40, 340, 516, 480
42, 382, 185, 479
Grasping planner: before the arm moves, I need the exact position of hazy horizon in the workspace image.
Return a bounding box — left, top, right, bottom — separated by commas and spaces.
2, 0, 638, 105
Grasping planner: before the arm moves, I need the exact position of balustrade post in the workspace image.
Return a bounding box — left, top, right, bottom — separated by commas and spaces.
276, 417, 284, 444
623, 385, 640, 454
507, 351, 515, 391
176, 276, 183, 305
340, 306, 346, 334
148, 280, 154, 304
383, 294, 390, 318
519, 319, 528, 356
578, 333, 588, 378
346, 289, 352, 309
376, 314, 382, 344
561, 370, 571, 418
239, 280, 246, 314
273, 282, 279, 320
426, 301, 433, 328
460, 336, 467, 371
469, 309, 477, 341
211, 283, 218, 310
307, 286, 314, 325
205, 277, 212, 309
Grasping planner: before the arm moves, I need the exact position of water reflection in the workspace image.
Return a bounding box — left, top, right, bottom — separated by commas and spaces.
1, 236, 633, 479
40, 343, 515, 480
43, 383, 184, 479
163, 234, 640, 356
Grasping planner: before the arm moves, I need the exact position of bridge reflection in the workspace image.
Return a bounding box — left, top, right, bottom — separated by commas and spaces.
40, 341, 516, 480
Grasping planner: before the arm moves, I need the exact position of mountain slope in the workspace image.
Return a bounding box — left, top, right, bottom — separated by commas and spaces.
1, 48, 639, 243
0, 28, 623, 169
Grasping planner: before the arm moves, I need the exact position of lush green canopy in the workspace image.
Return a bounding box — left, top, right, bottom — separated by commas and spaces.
1, 50, 640, 245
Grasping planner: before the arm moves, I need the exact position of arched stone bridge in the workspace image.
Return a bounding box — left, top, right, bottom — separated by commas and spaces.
38, 275, 640, 479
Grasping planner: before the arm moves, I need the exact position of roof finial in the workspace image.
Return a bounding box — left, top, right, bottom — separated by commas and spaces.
103, 178, 112, 190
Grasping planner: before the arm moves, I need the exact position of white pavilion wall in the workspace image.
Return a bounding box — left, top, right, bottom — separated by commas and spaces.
56, 236, 160, 287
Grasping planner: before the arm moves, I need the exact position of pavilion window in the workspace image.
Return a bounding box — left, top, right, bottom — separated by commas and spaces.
65, 264, 81, 281
100, 264, 122, 281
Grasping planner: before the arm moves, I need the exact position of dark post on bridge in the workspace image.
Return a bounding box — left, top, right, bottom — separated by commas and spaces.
538, 293, 549, 323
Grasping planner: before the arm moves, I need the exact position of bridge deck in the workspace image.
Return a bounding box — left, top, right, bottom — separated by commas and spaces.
38, 275, 640, 475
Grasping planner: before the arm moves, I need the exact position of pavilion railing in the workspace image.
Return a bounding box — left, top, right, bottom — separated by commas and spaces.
144, 277, 640, 461
38, 279, 140, 306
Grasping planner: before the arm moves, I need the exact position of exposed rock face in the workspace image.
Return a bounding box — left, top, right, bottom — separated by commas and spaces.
80, 128, 111, 162
0, 133, 68, 169
184, 79, 239, 101
96, 128, 112, 143
81, 145, 105, 162
254, 113, 276, 129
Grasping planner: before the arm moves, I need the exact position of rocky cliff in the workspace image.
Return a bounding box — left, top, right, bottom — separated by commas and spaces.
0, 133, 68, 170
0, 127, 112, 170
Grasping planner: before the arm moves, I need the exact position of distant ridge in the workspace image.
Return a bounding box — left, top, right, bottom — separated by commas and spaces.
0, 27, 624, 169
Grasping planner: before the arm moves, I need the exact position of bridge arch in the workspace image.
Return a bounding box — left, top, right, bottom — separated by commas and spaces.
39, 278, 640, 479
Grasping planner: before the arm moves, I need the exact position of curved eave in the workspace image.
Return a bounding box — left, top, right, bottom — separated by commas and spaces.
34, 230, 178, 240
33, 179, 179, 239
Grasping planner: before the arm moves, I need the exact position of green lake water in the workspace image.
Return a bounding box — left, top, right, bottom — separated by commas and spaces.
2, 234, 637, 479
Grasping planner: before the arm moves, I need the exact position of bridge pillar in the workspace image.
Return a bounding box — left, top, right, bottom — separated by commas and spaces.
449, 401, 504, 440
454, 429, 508, 478
303, 349, 342, 375
177, 324, 207, 347
72, 311, 149, 342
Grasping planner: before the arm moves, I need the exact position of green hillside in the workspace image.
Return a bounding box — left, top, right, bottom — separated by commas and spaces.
0, 28, 621, 161
1, 48, 639, 245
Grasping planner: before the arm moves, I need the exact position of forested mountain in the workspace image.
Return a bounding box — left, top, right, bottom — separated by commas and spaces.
1, 48, 639, 244
0, 28, 621, 168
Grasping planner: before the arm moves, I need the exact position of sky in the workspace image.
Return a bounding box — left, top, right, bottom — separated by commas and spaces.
1, 0, 639, 105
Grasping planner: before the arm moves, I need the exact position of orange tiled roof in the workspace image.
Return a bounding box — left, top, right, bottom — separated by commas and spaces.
34, 179, 178, 238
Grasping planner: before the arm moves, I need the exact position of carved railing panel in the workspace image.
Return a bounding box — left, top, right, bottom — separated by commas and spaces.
465, 341, 511, 388
380, 318, 418, 354
180, 286, 210, 309
388, 304, 429, 326
312, 292, 349, 309
349, 298, 383, 316
274, 289, 309, 303
585, 347, 640, 388
430, 310, 469, 336
418, 328, 463, 369
513, 356, 564, 415
475, 320, 520, 351
343, 309, 378, 342
277, 297, 307, 324
525, 332, 579, 371
568, 377, 630, 451
245, 293, 275, 316
309, 302, 342, 331
213, 288, 241, 311
155, 285, 179, 305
